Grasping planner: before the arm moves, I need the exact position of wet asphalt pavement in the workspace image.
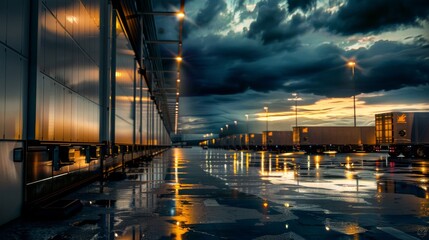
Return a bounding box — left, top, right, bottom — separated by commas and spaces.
0, 147, 428, 239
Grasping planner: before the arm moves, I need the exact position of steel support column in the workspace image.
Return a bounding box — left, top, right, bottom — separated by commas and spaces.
110, 9, 117, 148
99, 0, 110, 178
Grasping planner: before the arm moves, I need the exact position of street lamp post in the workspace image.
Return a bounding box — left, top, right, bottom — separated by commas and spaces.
348, 61, 356, 127
288, 94, 303, 149
264, 107, 268, 148
245, 114, 249, 149
288, 93, 303, 130
245, 114, 249, 133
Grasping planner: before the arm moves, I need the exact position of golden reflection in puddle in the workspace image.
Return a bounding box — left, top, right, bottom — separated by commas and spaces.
233, 152, 237, 175
246, 153, 250, 172
171, 150, 189, 239
275, 155, 279, 171
260, 152, 265, 175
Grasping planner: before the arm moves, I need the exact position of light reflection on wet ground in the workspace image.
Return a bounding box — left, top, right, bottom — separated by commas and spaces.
0, 147, 428, 239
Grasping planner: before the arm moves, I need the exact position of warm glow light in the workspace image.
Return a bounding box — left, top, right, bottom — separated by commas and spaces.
176, 56, 183, 62
115, 71, 122, 77
176, 12, 185, 19
66, 16, 78, 24
348, 61, 356, 67
263, 202, 268, 208
177, 79, 181, 82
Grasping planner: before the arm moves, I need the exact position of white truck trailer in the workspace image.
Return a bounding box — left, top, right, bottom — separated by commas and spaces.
293, 126, 376, 153
375, 112, 429, 158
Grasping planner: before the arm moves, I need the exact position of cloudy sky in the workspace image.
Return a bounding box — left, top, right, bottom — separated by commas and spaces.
160, 0, 429, 138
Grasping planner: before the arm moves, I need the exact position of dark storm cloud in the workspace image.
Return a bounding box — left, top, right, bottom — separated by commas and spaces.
195, 0, 228, 27
288, 41, 429, 97
313, 0, 429, 35
356, 41, 429, 93
182, 34, 273, 96
247, 0, 310, 44
287, 0, 317, 12
183, 36, 429, 98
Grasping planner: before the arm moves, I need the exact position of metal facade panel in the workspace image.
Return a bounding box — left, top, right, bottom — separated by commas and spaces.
90, 102, 97, 142
56, 0, 66, 28
64, 34, 73, 87
71, 43, 79, 91
76, 96, 83, 142
78, 51, 85, 95
46, 0, 57, 17
42, 76, 55, 141
21, 0, 30, 57
35, 73, 44, 140
4, 50, 23, 139
39, 7, 47, 73
0, 0, 5, 42
71, 92, 78, 141
55, 24, 65, 84
44, 11, 57, 79
64, 89, 72, 141
83, 97, 88, 142
54, 83, 64, 141
6, 0, 24, 53
0, 47, 5, 139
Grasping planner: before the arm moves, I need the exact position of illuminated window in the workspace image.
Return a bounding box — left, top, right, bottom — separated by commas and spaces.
302, 128, 308, 133
268, 132, 273, 136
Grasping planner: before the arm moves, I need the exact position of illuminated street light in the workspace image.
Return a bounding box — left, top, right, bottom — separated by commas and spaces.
348, 61, 356, 127
176, 12, 185, 19
287, 93, 303, 130
176, 56, 183, 62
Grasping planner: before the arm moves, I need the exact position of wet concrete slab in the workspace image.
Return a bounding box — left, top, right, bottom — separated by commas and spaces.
0, 147, 428, 239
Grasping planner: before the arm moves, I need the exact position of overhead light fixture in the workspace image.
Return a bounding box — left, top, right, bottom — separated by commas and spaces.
176, 12, 185, 19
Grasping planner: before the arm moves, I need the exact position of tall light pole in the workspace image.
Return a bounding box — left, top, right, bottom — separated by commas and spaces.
264, 107, 268, 148
245, 114, 249, 133
288, 93, 303, 130
245, 114, 249, 149
348, 61, 356, 127
288, 93, 303, 148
